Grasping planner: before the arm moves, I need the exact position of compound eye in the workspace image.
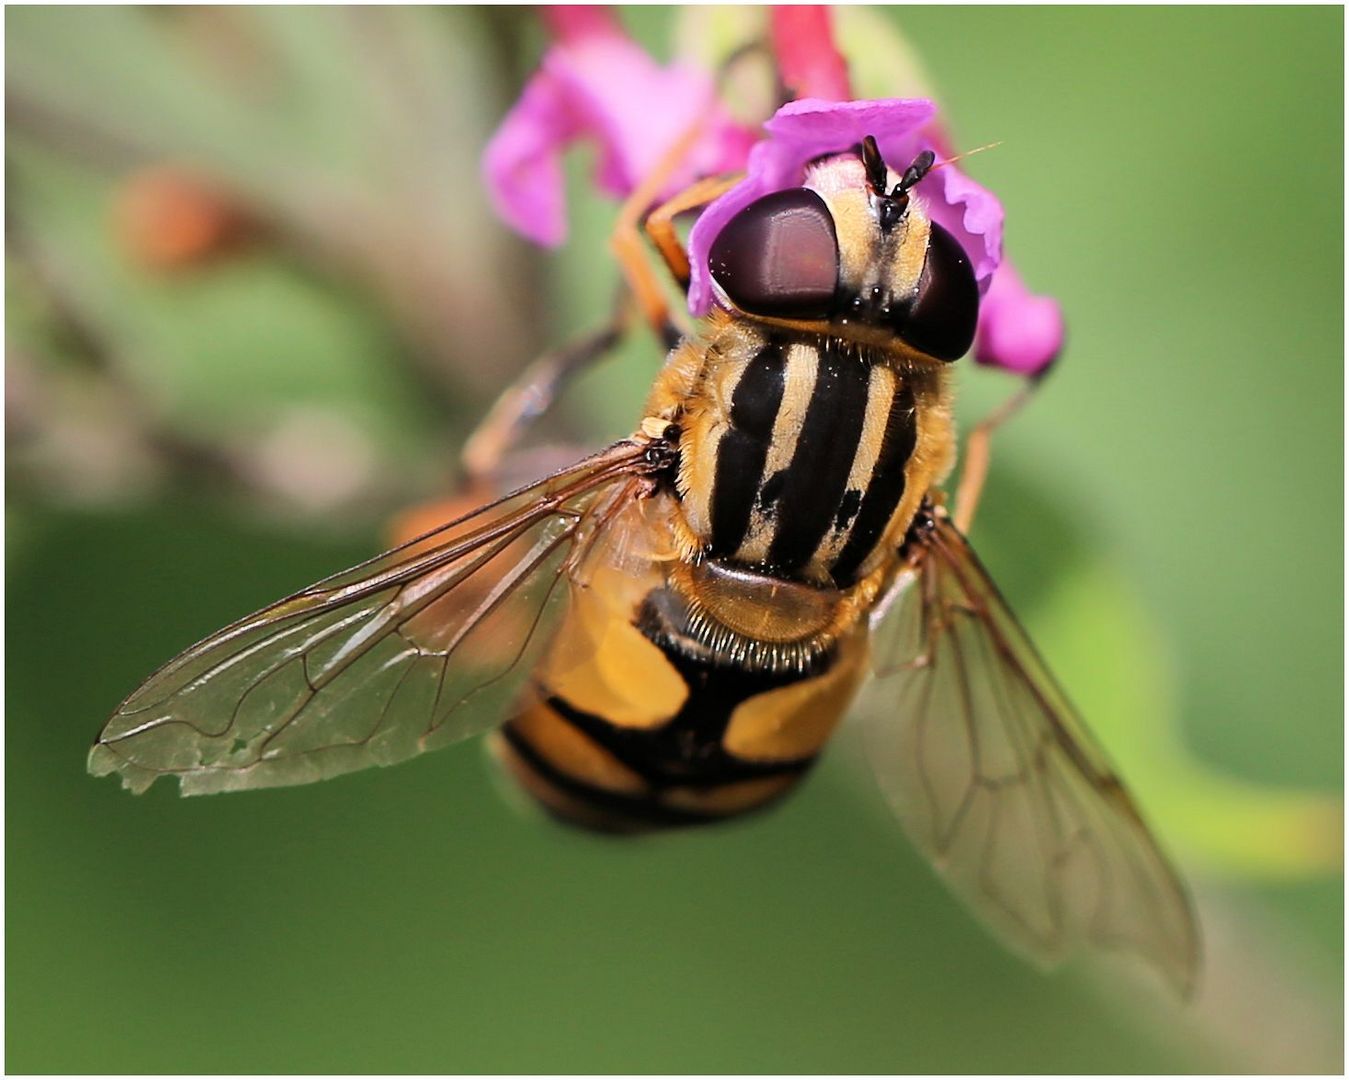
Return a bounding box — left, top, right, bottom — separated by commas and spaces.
897, 223, 980, 361
708, 189, 839, 319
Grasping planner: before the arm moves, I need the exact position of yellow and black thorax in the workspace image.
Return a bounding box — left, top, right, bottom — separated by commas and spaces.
674, 317, 952, 589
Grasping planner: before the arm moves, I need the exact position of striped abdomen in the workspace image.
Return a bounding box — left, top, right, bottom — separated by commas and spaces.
678, 327, 948, 587
493, 559, 869, 832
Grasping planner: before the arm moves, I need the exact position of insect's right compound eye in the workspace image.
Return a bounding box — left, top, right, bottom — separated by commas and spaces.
708, 189, 840, 319
894, 222, 979, 362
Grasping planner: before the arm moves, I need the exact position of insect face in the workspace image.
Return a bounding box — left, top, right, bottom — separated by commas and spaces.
708, 148, 980, 361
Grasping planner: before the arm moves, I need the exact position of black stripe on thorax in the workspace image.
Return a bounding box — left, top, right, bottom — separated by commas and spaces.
765, 338, 872, 573
829, 380, 918, 585
709, 340, 786, 556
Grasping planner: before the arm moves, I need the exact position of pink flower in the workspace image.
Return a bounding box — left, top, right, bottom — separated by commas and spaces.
974, 261, 1065, 376
483, 6, 1063, 376
481, 6, 756, 247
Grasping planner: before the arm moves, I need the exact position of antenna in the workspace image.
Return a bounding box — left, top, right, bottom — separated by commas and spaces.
928, 140, 1004, 174
859, 135, 889, 195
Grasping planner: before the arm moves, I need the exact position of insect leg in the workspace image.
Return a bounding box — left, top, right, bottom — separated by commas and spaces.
952, 380, 1041, 535
610, 113, 744, 347
460, 295, 635, 486
388, 302, 635, 549
642, 174, 743, 292
635, 35, 784, 291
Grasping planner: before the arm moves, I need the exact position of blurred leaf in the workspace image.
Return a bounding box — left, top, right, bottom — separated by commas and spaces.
8, 6, 541, 402
1029, 542, 1342, 881
9, 134, 439, 460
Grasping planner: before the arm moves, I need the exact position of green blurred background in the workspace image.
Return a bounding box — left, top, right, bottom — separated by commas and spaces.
6, 6, 1342, 1073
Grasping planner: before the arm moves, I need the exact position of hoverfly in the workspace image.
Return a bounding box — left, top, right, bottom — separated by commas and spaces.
90, 134, 1199, 996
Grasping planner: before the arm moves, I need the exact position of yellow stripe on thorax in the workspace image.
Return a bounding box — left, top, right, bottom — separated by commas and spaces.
676, 326, 760, 544
811, 364, 898, 569
733, 342, 819, 565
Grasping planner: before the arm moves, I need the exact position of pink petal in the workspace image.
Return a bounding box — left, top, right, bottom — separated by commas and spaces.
974, 261, 1064, 376
770, 7, 851, 101
481, 67, 581, 246
768, 97, 936, 152
920, 157, 1003, 291
482, 14, 755, 248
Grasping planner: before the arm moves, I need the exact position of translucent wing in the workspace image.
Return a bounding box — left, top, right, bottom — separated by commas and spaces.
859, 510, 1200, 996
89, 439, 659, 796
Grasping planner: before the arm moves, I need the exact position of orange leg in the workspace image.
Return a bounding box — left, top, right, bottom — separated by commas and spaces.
463, 138, 740, 491
460, 294, 636, 487
391, 300, 634, 549
952, 381, 1040, 535
399, 113, 749, 549
610, 111, 744, 344
643, 173, 743, 290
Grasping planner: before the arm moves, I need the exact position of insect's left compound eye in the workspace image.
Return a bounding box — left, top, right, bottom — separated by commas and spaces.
895, 222, 980, 362
708, 189, 840, 319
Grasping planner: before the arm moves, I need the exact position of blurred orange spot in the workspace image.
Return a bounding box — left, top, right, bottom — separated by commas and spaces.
386, 484, 539, 670
386, 485, 494, 552
112, 165, 249, 270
